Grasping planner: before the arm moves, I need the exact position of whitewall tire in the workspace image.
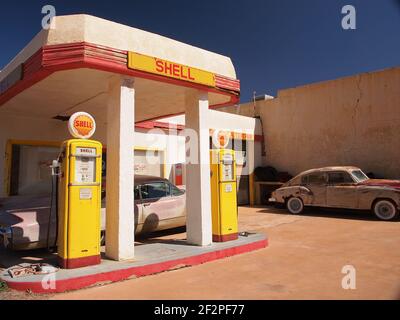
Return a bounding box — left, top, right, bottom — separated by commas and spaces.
286, 197, 304, 215
373, 200, 399, 221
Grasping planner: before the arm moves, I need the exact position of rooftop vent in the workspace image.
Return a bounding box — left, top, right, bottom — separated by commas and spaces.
53, 115, 71, 122
254, 94, 274, 101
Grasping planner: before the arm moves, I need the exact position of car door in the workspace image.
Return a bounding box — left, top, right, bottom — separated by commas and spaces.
140, 181, 181, 232
326, 171, 358, 208
133, 186, 143, 230
101, 185, 142, 233
168, 182, 186, 217
303, 172, 327, 206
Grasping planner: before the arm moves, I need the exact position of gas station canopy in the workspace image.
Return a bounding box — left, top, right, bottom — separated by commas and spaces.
0, 14, 243, 263
0, 14, 240, 123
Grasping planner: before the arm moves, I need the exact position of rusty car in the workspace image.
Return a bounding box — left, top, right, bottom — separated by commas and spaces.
0, 175, 186, 250
269, 166, 400, 221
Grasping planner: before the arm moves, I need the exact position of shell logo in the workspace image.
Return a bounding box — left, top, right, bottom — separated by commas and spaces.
68, 112, 96, 139
212, 129, 231, 149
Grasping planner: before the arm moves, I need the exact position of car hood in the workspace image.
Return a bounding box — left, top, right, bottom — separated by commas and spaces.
358, 179, 400, 189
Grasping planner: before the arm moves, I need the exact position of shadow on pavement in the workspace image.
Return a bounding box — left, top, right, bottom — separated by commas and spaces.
135, 226, 187, 246
0, 247, 57, 269
256, 205, 394, 222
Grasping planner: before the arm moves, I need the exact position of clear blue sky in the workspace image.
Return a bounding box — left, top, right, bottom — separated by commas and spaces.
0, 0, 399, 102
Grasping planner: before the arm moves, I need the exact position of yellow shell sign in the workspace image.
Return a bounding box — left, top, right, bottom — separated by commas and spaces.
68, 112, 96, 139
128, 52, 216, 87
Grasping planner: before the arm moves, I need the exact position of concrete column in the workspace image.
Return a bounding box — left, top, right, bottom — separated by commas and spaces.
106, 77, 135, 261
247, 139, 256, 206
185, 91, 212, 246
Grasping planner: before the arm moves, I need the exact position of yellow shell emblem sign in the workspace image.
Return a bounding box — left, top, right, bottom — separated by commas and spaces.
68, 112, 96, 139
212, 129, 231, 149
128, 52, 216, 87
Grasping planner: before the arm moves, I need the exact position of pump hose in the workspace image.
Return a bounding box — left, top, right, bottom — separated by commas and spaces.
47, 166, 59, 252
46, 173, 55, 251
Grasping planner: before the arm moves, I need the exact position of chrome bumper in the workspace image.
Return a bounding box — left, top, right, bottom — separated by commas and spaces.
268, 197, 277, 202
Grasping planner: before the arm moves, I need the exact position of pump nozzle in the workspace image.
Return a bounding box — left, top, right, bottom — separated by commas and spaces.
50, 160, 61, 176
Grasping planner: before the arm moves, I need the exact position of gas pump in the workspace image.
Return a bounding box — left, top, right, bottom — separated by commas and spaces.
56, 112, 102, 269
210, 149, 238, 242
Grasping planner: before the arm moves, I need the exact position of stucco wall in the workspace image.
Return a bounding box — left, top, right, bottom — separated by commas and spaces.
252, 67, 400, 179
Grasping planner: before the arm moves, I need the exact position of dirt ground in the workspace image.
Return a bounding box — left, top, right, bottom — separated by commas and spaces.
2, 206, 400, 300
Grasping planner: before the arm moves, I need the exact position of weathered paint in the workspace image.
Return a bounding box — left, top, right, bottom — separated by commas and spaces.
271, 167, 400, 211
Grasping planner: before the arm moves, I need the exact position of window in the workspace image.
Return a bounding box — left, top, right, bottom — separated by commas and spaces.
328, 172, 354, 184
134, 186, 141, 199
103, 186, 141, 200
140, 182, 169, 199
302, 173, 326, 185
9, 144, 60, 196
170, 183, 184, 196
351, 170, 369, 182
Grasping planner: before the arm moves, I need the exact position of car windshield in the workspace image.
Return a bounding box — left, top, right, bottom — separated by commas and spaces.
351, 170, 369, 182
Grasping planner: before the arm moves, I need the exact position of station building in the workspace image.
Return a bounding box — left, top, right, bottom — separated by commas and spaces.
0, 15, 263, 261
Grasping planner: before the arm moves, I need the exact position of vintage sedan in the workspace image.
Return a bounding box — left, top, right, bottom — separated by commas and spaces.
0, 175, 186, 250
269, 166, 400, 221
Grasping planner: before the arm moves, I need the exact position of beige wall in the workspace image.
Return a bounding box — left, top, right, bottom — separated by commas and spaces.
228, 67, 400, 179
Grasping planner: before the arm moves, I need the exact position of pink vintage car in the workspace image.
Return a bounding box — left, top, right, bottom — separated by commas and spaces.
270, 166, 400, 221
0, 175, 186, 250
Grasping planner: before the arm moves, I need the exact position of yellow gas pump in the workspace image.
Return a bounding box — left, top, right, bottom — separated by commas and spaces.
210, 149, 238, 242
57, 112, 102, 269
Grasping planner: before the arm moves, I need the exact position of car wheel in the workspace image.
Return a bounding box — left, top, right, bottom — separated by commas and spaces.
286, 197, 304, 214
373, 200, 399, 221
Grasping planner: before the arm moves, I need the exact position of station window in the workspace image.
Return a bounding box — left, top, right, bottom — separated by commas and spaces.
9, 144, 60, 196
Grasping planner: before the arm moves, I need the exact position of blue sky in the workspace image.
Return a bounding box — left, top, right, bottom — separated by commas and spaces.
0, 0, 399, 102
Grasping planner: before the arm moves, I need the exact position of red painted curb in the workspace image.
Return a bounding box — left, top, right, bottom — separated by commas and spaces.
5, 239, 268, 294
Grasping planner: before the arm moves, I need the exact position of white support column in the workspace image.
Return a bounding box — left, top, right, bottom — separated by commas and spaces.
247, 138, 256, 206
106, 77, 136, 261
185, 91, 212, 246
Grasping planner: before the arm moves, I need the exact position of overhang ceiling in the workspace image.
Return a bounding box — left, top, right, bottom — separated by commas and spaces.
0, 68, 231, 124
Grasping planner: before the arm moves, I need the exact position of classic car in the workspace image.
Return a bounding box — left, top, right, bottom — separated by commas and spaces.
0, 175, 186, 250
269, 166, 400, 221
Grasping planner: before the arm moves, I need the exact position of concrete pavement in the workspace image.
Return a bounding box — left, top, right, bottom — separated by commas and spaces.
51, 206, 400, 300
